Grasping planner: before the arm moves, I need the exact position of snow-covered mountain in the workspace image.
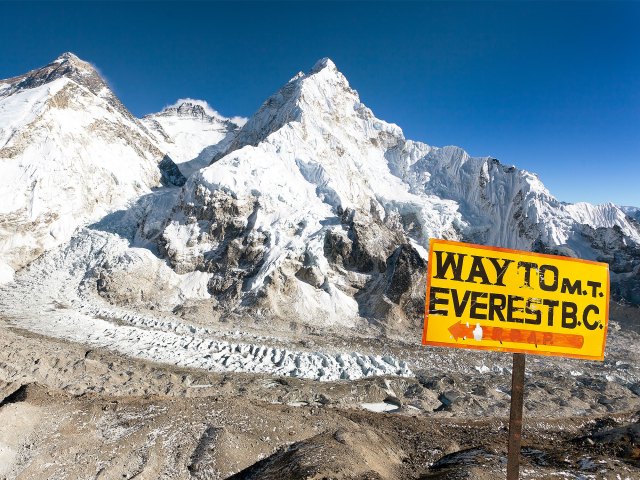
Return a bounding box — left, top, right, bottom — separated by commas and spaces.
136, 57, 640, 331
1, 53, 638, 329
621, 206, 640, 223
0, 53, 184, 282
142, 99, 245, 178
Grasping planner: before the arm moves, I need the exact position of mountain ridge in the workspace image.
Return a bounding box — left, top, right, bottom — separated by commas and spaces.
1, 52, 639, 322
134, 56, 640, 331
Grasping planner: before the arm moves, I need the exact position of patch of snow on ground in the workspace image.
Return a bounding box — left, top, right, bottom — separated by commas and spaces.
360, 402, 400, 413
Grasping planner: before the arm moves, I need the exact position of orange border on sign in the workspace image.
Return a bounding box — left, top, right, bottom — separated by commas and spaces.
421, 238, 610, 361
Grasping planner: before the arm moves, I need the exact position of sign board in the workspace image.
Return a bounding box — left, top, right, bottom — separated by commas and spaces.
422, 239, 610, 361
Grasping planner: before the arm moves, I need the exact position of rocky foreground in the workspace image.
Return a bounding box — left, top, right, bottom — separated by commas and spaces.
1, 311, 638, 480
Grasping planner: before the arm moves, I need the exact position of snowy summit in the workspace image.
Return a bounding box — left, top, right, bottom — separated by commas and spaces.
1, 53, 639, 332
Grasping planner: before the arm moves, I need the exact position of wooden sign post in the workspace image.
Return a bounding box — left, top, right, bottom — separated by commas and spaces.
506, 352, 525, 480
422, 239, 610, 478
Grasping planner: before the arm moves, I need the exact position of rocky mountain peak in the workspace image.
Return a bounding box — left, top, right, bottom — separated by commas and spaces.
155, 100, 222, 122
310, 57, 338, 74
53, 51, 91, 68
219, 58, 362, 154
0, 52, 142, 123
5, 52, 100, 93
175, 102, 209, 118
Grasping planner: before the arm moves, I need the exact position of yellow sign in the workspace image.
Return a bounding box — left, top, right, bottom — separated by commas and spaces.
422, 239, 610, 360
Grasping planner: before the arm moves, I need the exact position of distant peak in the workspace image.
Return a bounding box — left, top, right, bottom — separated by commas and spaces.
0, 51, 140, 122
311, 57, 337, 74
150, 99, 246, 127
55, 52, 81, 63
51, 52, 95, 72
0, 51, 104, 95
161, 99, 223, 120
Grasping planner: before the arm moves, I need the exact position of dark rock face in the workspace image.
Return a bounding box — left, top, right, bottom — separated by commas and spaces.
384, 244, 427, 324
324, 229, 353, 267
158, 156, 187, 187
319, 210, 429, 329
323, 209, 404, 274
159, 187, 267, 303
385, 244, 426, 304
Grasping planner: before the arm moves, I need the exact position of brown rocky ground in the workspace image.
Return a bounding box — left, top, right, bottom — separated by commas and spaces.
1, 317, 639, 479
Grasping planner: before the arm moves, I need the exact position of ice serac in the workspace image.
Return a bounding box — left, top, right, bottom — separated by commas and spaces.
145, 57, 640, 331
141, 99, 245, 178
0, 52, 184, 282
397, 148, 640, 250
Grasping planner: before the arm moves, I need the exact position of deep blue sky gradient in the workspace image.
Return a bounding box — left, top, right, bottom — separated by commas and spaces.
1, 1, 639, 206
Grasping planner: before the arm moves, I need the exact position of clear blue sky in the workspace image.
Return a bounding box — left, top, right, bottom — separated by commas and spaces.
1, 1, 639, 206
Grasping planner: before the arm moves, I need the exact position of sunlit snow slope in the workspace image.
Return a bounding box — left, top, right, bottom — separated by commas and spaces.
0, 53, 183, 282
